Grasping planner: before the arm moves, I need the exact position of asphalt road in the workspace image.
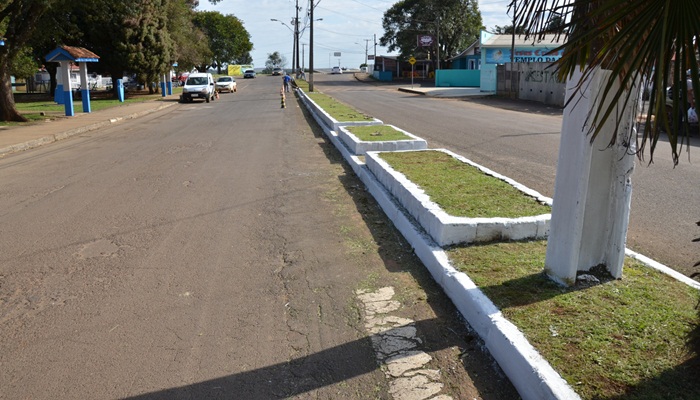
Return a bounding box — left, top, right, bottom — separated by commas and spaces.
0, 75, 518, 398
314, 73, 700, 280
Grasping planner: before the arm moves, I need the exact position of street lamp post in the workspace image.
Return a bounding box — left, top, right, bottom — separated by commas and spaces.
271, 18, 295, 71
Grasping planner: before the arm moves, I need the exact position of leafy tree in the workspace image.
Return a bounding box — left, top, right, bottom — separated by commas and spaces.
491, 25, 526, 34
0, 0, 58, 122
265, 51, 285, 71
380, 0, 482, 66
124, 0, 173, 94
167, 0, 211, 73
10, 46, 40, 79
193, 11, 252, 73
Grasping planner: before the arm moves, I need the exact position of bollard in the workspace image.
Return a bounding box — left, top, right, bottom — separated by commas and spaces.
280, 89, 286, 108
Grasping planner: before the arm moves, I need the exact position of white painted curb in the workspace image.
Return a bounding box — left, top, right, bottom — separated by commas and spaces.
365, 149, 551, 246
337, 124, 427, 155
298, 91, 580, 399
298, 87, 700, 400
297, 88, 382, 132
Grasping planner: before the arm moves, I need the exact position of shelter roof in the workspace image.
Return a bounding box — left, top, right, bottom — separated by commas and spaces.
45, 46, 100, 62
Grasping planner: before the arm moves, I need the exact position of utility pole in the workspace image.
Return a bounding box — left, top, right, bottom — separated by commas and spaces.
301, 43, 306, 72
373, 34, 377, 71
294, 0, 300, 75
309, 0, 316, 92
363, 38, 370, 66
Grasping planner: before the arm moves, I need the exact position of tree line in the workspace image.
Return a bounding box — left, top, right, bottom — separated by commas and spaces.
0, 0, 252, 122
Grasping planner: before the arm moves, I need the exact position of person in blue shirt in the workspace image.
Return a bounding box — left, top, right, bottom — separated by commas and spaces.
283, 73, 292, 93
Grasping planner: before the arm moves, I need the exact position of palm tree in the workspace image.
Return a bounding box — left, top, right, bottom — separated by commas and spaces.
514, 0, 700, 285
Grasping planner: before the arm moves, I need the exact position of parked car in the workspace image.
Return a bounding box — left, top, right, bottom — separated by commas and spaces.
272, 67, 284, 76
331, 66, 342, 74
215, 76, 237, 93
181, 72, 215, 103
243, 69, 256, 79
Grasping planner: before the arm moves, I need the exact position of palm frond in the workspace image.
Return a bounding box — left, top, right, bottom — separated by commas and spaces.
515, 0, 700, 165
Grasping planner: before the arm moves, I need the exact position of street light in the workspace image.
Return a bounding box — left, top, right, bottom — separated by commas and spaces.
271, 18, 295, 71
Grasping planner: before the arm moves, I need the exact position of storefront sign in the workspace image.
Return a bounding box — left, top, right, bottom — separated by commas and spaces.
485, 48, 563, 64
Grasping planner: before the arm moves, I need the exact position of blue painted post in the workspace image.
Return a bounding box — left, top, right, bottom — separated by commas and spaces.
167, 71, 173, 95
79, 63, 91, 113
117, 79, 125, 102
161, 74, 166, 97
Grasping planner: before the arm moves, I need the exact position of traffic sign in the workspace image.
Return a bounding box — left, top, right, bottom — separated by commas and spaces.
408, 56, 416, 65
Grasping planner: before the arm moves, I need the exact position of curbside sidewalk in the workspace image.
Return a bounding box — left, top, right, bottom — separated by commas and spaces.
0, 97, 179, 158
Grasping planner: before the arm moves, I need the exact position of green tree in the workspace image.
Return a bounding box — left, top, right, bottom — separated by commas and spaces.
193, 11, 252, 73
265, 51, 285, 72
491, 25, 526, 34
0, 0, 58, 122
380, 0, 482, 66
167, 0, 211, 73
515, 0, 700, 283
124, 0, 173, 94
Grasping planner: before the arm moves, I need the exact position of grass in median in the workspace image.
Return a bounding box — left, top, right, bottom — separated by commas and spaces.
378, 150, 550, 218
346, 125, 411, 142
447, 240, 700, 400
304, 90, 375, 122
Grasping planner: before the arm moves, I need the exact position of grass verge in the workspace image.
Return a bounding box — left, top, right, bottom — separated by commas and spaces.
378, 150, 550, 218
448, 240, 700, 400
2, 90, 181, 127
347, 125, 411, 142
304, 90, 375, 122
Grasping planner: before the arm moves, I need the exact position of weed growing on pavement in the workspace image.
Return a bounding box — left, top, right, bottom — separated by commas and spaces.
305, 91, 374, 122
347, 125, 411, 142
448, 240, 700, 400
378, 150, 551, 218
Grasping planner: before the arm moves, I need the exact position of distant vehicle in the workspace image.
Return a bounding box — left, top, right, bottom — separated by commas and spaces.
331, 66, 342, 74
181, 72, 215, 103
360, 66, 368, 73
272, 67, 284, 76
215, 76, 237, 93
243, 69, 256, 79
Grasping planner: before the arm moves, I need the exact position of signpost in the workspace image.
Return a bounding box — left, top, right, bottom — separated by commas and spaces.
408, 56, 416, 88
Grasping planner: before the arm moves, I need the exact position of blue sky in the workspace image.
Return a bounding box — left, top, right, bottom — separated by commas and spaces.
197, 0, 514, 69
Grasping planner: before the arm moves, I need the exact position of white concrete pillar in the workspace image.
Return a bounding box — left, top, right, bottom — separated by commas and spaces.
545, 68, 637, 285
59, 61, 74, 116
79, 63, 91, 112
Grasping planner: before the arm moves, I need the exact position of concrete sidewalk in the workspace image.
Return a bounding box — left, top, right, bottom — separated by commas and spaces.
0, 95, 180, 158
398, 85, 491, 98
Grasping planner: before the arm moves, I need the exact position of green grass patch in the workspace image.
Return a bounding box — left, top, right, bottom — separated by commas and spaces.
305, 91, 374, 122
347, 125, 411, 142
378, 150, 550, 218
448, 240, 700, 400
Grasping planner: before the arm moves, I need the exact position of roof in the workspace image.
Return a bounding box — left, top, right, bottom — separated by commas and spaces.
45, 46, 100, 63
449, 39, 480, 61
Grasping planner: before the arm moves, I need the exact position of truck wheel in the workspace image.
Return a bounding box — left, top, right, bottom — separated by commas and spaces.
206, 95, 210, 103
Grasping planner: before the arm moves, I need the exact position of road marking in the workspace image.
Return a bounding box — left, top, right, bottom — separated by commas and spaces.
357, 287, 453, 400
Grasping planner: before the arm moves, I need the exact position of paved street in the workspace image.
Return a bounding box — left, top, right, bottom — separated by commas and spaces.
0, 76, 517, 398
